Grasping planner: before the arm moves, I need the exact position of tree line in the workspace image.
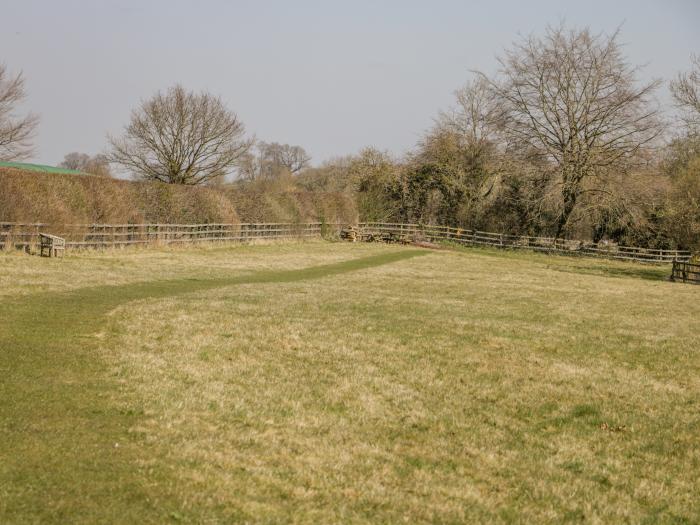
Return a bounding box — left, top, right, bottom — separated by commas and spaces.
1, 25, 698, 249
304, 27, 699, 250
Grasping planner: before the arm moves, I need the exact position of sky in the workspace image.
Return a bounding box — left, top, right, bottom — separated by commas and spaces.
2, 0, 699, 168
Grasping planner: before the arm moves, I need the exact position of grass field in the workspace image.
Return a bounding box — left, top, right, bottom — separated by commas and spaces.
1, 241, 699, 523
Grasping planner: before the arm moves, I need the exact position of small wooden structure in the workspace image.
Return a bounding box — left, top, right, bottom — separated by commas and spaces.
671, 260, 700, 285
39, 233, 65, 257
357, 229, 411, 244
340, 227, 358, 242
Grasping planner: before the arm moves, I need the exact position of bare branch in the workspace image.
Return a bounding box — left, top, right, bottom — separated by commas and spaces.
671, 54, 700, 131
236, 141, 311, 181
59, 152, 112, 177
0, 64, 39, 161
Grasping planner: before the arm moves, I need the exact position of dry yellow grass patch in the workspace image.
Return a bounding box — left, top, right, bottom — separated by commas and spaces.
0, 241, 397, 297
96, 246, 699, 523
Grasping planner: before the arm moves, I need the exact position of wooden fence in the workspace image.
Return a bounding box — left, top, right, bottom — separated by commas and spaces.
356, 223, 693, 264
671, 260, 700, 284
0, 222, 340, 250
0, 221, 693, 264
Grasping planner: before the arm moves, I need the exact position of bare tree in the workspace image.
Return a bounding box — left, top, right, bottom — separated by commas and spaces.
236, 141, 310, 181
0, 64, 39, 161
82, 154, 112, 177
434, 77, 511, 211
268, 142, 311, 174
438, 76, 504, 152
60, 152, 112, 177
109, 85, 252, 184
478, 26, 662, 237
671, 54, 700, 131
60, 152, 91, 171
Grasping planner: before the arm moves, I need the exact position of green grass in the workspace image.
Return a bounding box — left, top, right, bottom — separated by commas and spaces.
0, 161, 84, 175
1, 242, 698, 523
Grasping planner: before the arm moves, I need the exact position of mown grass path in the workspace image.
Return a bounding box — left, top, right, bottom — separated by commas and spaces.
0, 250, 426, 523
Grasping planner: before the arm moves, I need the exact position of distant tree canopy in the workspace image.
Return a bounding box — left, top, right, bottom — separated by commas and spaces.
60, 152, 112, 177
109, 85, 252, 185
237, 141, 311, 181
0, 64, 39, 161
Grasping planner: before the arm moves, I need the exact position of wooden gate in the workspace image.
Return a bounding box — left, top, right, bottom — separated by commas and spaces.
671, 260, 700, 284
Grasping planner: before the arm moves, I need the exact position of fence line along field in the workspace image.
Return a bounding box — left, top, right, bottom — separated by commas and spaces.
355, 223, 693, 264
671, 260, 700, 284
0, 222, 334, 249
1, 221, 692, 264
1, 241, 699, 523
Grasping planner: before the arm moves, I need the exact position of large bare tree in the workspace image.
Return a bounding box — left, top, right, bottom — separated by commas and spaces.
479, 26, 662, 237
109, 85, 252, 184
671, 54, 700, 131
0, 64, 39, 161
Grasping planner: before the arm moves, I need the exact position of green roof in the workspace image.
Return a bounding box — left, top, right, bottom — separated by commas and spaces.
0, 161, 84, 175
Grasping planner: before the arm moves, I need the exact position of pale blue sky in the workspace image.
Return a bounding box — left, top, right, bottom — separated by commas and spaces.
3, 0, 699, 167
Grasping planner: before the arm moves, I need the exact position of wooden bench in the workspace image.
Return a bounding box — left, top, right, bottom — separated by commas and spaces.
39, 233, 66, 257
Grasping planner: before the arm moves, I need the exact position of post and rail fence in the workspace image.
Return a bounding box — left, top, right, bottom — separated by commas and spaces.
671, 260, 700, 285
0, 221, 693, 266
0, 222, 335, 251
355, 223, 693, 264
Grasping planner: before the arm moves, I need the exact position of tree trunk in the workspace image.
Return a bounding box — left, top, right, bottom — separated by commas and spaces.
555, 186, 578, 240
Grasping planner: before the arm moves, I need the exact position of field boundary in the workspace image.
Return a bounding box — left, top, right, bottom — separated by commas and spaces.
0, 222, 342, 250
355, 223, 692, 264
0, 221, 693, 264
671, 260, 700, 284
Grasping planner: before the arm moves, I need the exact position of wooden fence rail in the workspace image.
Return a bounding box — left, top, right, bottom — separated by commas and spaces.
671, 260, 700, 284
0, 222, 342, 250
356, 223, 693, 264
0, 221, 694, 264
